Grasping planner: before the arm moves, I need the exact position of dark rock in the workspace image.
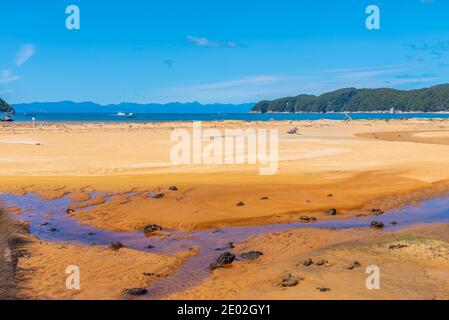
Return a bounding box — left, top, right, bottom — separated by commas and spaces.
88, 232, 95, 236
209, 252, 236, 271
40, 222, 49, 226
151, 193, 165, 199
110, 241, 125, 251
147, 245, 155, 249
260, 197, 269, 200
303, 258, 313, 266
66, 208, 75, 214
143, 272, 162, 277
317, 287, 331, 292
327, 208, 337, 216
169, 186, 178, 191
217, 252, 236, 265
316, 259, 327, 266
370, 221, 385, 229
372, 208, 385, 215
143, 272, 157, 277
388, 244, 409, 250
209, 262, 225, 271
300, 216, 317, 222
49, 228, 58, 232
122, 288, 148, 296
346, 261, 361, 270
144, 224, 162, 234
240, 251, 264, 260
237, 201, 245, 207
391, 221, 398, 225
327, 194, 333, 198
281, 273, 300, 287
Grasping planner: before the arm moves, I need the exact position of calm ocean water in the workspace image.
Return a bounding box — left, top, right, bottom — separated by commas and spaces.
6, 113, 449, 123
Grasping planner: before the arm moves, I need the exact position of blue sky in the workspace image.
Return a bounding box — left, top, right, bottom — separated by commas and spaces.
1, 0, 448, 104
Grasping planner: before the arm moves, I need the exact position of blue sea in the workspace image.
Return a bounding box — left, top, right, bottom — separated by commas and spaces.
5, 113, 449, 123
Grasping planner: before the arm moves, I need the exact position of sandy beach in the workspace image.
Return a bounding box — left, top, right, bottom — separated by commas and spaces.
1, 119, 449, 299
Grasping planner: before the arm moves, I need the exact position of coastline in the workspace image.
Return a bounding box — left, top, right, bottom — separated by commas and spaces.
3, 112, 449, 124
251, 111, 449, 114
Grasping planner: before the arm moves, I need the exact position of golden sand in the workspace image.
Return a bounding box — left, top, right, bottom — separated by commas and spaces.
1, 120, 449, 231
17, 237, 197, 300
168, 224, 449, 300
2, 119, 449, 299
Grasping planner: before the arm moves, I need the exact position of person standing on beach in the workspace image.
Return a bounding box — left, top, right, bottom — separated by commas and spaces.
344, 113, 352, 123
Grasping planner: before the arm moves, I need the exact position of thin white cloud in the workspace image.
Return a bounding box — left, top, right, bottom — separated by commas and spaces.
186, 36, 215, 47
187, 76, 281, 91
321, 64, 410, 78
0, 70, 20, 84
15, 44, 35, 66
186, 36, 242, 48
152, 64, 438, 103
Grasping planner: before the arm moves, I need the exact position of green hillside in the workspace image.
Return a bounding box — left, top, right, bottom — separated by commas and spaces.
252, 85, 449, 113
0, 98, 14, 114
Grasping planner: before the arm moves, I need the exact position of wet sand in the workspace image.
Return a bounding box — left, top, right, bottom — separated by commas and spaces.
357, 129, 449, 146
1, 119, 449, 299
1, 119, 449, 232
168, 224, 449, 300
17, 237, 197, 300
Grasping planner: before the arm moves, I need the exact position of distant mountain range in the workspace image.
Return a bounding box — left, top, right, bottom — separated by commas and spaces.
0, 98, 14, 114
12, 101, 254, 114
7, 84, 449, 115
252, 84, 449, 113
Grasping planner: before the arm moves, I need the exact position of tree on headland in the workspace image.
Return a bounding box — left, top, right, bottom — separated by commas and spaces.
0, 98, 15, 114
251, 84, 449, 113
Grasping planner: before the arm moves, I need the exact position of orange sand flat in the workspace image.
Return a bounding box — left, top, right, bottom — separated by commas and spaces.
357, 129, 449, 146
1, 120, 449, 231
2, 119, 449, 300
168, 224, 449, 300
17, 237, 197, 300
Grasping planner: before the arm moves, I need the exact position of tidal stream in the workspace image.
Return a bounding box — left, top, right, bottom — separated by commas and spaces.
1, 192, 448, 299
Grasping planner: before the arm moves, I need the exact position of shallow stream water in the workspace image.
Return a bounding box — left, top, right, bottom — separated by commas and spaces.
1, 192, 448, 299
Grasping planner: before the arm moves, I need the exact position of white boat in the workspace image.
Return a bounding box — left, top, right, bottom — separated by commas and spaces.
126, 113, 135, 118
117, 112, 126, 116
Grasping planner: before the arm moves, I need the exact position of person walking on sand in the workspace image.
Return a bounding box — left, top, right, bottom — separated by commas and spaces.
344, 113, 352, 123
32, 117, 36, 127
